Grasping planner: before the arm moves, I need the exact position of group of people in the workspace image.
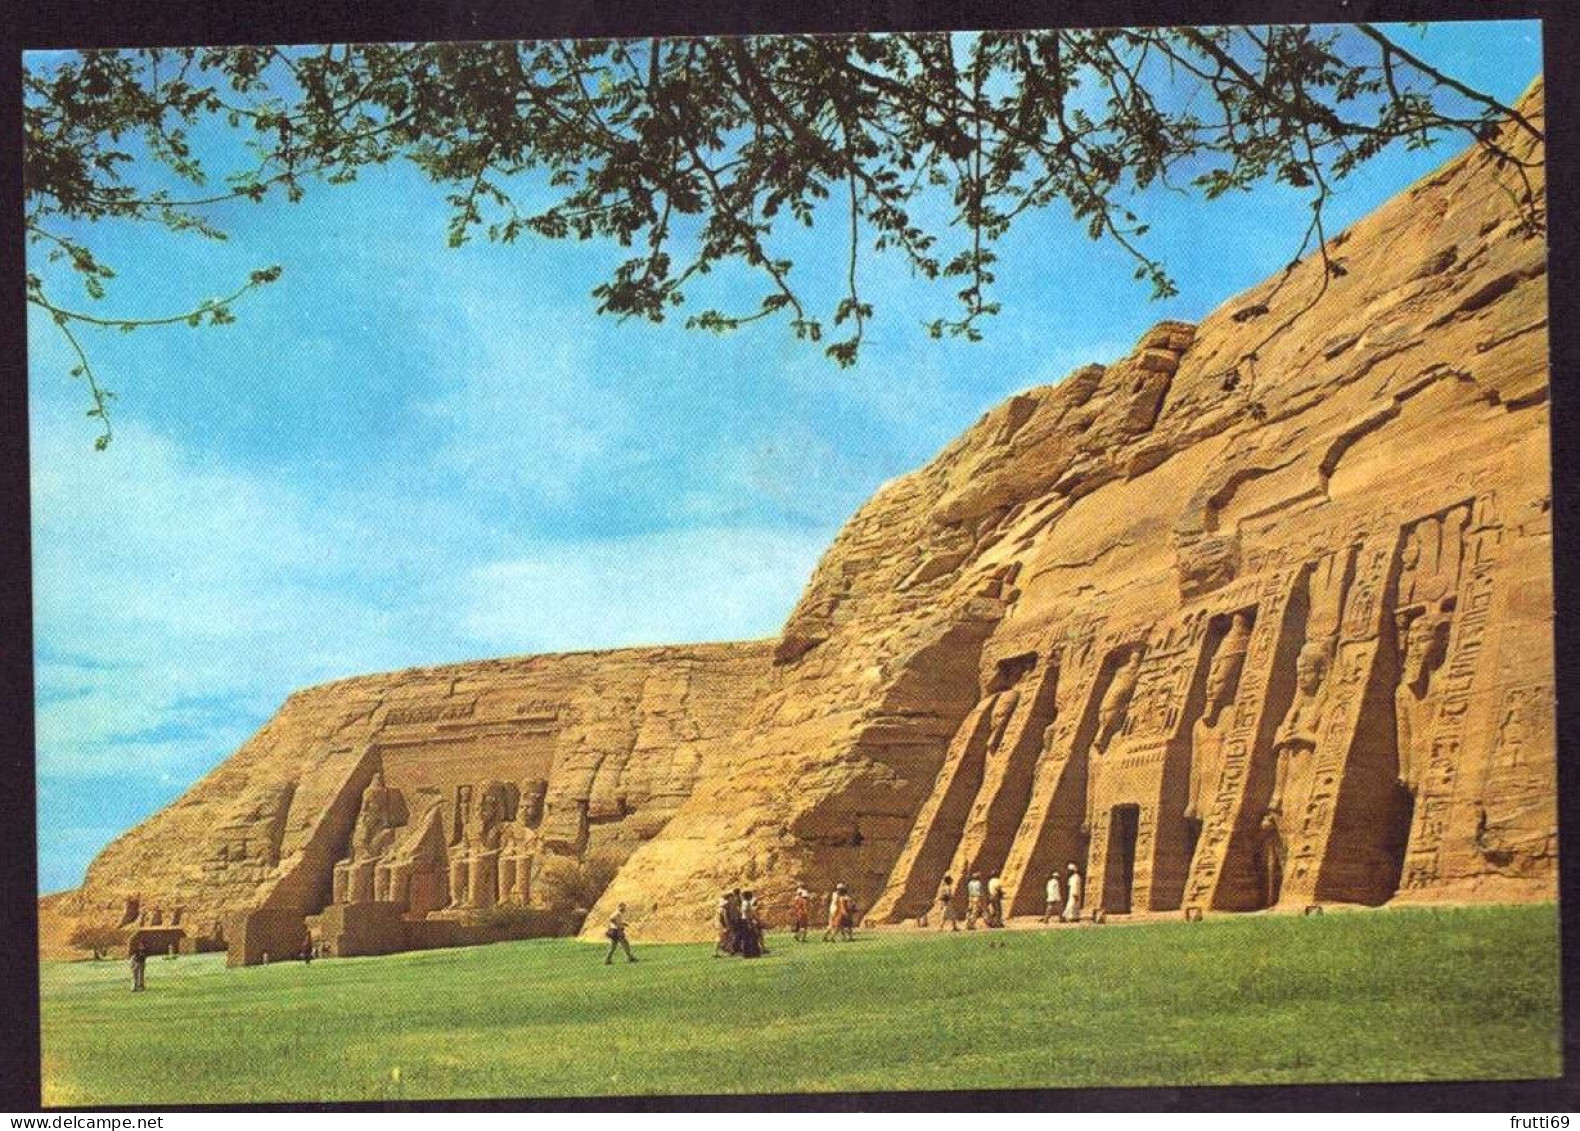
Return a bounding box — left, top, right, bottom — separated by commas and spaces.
934, 863, 1085, 930
820, 883, 858, 943
124, 861, 1091, 986
718, 881, 861, 955
714, 888, 771, 957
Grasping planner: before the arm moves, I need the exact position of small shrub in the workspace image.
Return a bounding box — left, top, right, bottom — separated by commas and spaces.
535, 854, 620, 919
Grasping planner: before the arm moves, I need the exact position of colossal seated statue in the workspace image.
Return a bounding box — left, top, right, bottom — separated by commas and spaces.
497, 779, 547, 906
332, 770, 403, 905
448, 780, 511, 911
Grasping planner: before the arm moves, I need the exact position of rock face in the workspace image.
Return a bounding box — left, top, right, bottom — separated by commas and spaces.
43, 643, 776, 953
592, 77, 1553, 937
42, 81, 1553, 954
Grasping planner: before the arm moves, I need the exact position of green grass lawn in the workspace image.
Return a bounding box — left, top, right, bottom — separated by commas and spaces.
39, 903, 1562, 1104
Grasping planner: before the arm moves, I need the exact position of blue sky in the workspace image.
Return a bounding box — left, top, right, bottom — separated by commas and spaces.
27, 23, 1542, 893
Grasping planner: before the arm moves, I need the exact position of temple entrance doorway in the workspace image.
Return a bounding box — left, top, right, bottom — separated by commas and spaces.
1104, 804, 1140, 915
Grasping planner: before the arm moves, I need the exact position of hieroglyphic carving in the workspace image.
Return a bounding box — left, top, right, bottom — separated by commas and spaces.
516, 699, 563, 722
1181, 568, 1297, 908
383, 700, 478, 728
1119, 611, 1210, 745
1474, 683, 1557, 872
1400, 494, 1504, 890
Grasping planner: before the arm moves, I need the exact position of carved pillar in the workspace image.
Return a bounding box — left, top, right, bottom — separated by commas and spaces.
1277, 531, 1399, 905
997, 624, 1110, 915
1399, 496, 1505, 894
867, 697, 999, 922
1181, 567, 1301, 911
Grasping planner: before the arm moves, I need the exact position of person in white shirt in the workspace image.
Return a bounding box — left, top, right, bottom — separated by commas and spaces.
1062, 863, 1084, 922
604, 902, 637, 964
1042, 873, 1062, 924
966, 873, 984, 929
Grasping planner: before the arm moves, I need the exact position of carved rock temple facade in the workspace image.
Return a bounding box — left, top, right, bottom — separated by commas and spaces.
39, 81, 1555, 959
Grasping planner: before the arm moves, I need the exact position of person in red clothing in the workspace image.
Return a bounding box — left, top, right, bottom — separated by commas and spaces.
823, 883, 857, 941
790, 885, 811, 943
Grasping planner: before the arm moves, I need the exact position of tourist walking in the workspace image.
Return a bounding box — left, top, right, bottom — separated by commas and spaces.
129, 940, 147, 992
1042, 871, 1062, 924
824, 883, 856, 941
714, 890, 734, 956
738, 889, 765, 957
965, 873, 984, 929
604, 902, 637, 964
1062, 863, 1084, 922
987, 874, 1005, 927
936, 874, 959, 931
717, 891, 730, 956
837, 885, 857, 941
791, 885, 811, 943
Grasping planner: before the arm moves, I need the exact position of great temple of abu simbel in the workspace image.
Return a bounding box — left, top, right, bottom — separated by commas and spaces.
38, 80, 1555, 962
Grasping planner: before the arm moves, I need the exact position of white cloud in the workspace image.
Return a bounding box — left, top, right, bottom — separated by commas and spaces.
29, 418, 444, 781
462, 526, 825, 653
29, 406, 827, 895
30, 413, 824, 786
410, 283, 642, 508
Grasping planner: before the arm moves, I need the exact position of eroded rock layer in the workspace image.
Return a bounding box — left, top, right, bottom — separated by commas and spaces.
43, 81, 1553, 954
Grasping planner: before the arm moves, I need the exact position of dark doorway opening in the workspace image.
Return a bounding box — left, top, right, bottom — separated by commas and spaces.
1104, 804, 1140, 914
1183, 817, 1203, 878
1377, 783, 1416, 900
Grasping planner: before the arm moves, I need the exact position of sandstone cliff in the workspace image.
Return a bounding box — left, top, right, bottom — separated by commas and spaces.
43, 80, 1552, 956
590, 77, 1552, 938
42, 642, 774, 952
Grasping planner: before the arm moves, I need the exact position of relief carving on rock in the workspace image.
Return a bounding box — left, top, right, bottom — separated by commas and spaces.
1400, 494, 1507, 891
1261, 548, 1357, 904
331, 770, 405, 905
1393, 505, 1469, 793
1185, 611, 1253, 825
